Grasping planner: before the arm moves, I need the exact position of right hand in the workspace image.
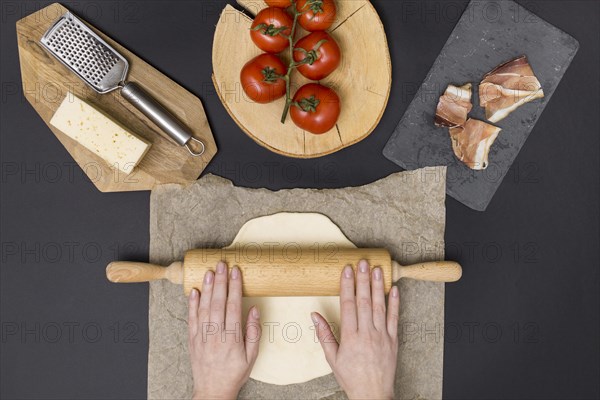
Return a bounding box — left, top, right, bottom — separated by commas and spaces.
311, 260, 400, 400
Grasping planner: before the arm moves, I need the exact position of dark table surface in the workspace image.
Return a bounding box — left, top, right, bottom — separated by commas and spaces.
1, 1, 598, 399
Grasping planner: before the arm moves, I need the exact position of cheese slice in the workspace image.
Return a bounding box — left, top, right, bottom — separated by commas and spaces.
50, 94, 151, 175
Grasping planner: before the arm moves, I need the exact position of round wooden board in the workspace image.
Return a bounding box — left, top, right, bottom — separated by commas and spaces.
212, 0, 392, 158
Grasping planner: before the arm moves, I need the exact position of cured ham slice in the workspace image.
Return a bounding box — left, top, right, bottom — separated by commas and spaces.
435, 83, 473, 127
449, 118, 501, 170
479, 56, 544, 123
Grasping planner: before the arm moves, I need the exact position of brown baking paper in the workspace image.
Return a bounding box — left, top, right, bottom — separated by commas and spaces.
148, 167, 447, 399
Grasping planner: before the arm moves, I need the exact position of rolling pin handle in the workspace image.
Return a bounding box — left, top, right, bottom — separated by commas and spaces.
392, 260, 462, 283
106, 261, 183, 285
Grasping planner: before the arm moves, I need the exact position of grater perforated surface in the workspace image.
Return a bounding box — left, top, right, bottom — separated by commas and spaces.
40, 12, 128, 93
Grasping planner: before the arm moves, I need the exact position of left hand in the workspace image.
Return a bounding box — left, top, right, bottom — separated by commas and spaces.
188, 261, 261, 400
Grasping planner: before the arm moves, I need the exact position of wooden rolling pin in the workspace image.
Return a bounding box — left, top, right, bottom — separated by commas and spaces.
106, 248, 461, 296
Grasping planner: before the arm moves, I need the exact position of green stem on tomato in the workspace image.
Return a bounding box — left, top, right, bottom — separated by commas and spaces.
279, 1, 315, 124
280, 4, 303, 124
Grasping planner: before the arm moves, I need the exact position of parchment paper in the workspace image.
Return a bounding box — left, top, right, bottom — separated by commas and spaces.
148, 167, 447, 399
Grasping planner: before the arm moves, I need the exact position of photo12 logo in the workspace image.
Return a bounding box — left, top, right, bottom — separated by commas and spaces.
400, 320, 541, 344
1, 241, 149, 264
197, 320, 339, 345
1, 321, 140, 344
208, 160, 340, 186
1, 1, 142, 25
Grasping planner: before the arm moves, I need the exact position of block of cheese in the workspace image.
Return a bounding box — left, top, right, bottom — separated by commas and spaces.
50, 94, 151, 175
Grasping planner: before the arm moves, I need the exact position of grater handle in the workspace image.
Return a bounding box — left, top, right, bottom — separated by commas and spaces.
120, 82, 205, 156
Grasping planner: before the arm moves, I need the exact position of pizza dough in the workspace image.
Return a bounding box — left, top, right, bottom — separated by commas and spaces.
225, 212, 355, 385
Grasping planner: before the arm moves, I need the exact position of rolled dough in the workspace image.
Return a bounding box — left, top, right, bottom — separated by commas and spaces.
225, 213, 355, 385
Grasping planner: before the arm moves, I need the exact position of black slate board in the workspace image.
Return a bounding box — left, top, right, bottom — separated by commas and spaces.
382, 0, 579, 211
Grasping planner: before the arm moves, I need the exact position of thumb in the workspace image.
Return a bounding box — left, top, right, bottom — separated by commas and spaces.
311, 312, 339, 366
245, 306, 261, 364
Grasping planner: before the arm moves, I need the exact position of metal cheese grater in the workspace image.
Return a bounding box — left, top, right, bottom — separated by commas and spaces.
40, 12, 205, 156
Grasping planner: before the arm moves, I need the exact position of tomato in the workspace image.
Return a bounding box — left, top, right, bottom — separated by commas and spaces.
240, 54, 287, 103
290, 83, 340, 134
250, 7, 293, 53
293, 31, 340, 80
296, 0, 336, 31
265, 0, 292, 7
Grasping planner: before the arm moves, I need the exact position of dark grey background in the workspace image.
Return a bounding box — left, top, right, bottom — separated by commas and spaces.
1, 0, 598, 399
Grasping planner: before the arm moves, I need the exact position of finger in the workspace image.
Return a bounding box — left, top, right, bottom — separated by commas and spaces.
198, 270, 214, 324
245, 306, 261, 365
356, 259, 373, 330
311, 312, 339, 366
188, 289, 200, 338
209, 261, 228, 324
387, 285, 400, 337
225, 266, 243, 330
339, 265, 357, 335
371, 267, 387, 331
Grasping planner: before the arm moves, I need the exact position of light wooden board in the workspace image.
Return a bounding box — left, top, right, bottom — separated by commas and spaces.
212, 0, 391, 158
16, 3, 217, 192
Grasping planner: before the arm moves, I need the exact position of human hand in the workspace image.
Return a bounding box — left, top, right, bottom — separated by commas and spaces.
188, 261, 261, 400
312, 260, 400, 400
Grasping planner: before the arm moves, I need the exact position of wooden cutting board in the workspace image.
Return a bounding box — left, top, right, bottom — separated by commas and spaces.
212, 0, 391, 158
16, 3, 217, 192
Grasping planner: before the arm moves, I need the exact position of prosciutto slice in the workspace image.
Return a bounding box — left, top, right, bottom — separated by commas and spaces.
435, 83, 473, 127
479, 56, 544, 123
449, 118, 501, 170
